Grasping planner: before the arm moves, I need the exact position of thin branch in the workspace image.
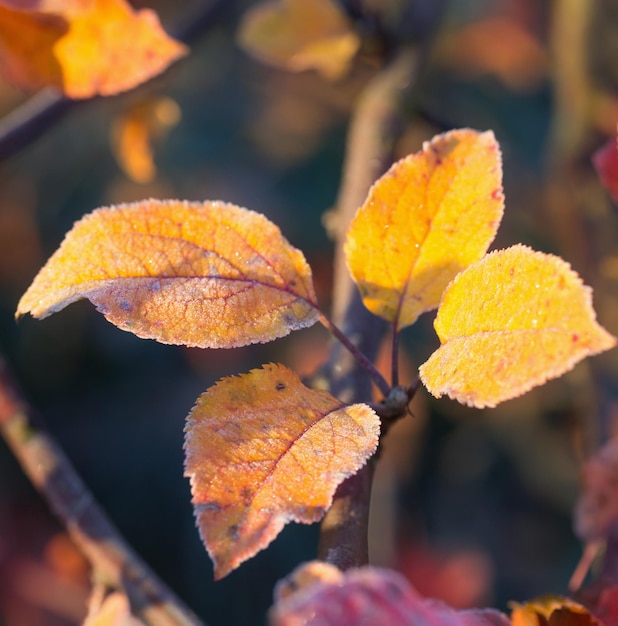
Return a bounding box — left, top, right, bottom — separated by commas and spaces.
0, 357, 206, 626
317, 47, 418, 569
318, 312, 390, 396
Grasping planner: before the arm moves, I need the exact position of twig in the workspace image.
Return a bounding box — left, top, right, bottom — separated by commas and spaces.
0, 357, 206, 626
317, 47, 418, 569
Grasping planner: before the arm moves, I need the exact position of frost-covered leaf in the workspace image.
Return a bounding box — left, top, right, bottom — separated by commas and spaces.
184, 364, 379, 579
17, 200, 318, 348
420, 245, 615, 408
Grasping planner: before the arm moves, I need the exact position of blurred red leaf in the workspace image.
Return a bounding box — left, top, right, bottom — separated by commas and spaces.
574, 437, 618, 543
593, 133, 618, 205
270, 561, 509, 626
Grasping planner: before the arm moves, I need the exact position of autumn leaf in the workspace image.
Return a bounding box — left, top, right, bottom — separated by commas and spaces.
237, 0, 360, 81
345, 129, 504, 330
0, 0, 187, 99
511, 596, 601, 626
419, 245, 616, 408
270, 562, 510, 626
17, 200, 319, 348
184, 364, 380, 579
593, 131, 618, 205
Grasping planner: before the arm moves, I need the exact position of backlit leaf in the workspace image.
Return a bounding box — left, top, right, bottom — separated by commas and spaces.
345, 129, 504, 330
270, 562, 509, 626
17, 200, 319, 348
419, 245, 616, 408
184, 364, 380, 579
0, 0, 186, 98
237, 0, 360, 81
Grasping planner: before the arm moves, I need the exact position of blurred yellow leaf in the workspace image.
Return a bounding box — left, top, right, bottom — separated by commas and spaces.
17, 200, 319, 348
0, 0, 187, 98
345, 129, 504, 330
83, 592, 145, 626
185, 363, 379, 579
419, 245, 616, 408
237, 0, 360, 80
111, 97, 181, 183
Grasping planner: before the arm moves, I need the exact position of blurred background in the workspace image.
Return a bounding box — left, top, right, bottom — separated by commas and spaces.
1, 0, 618, 624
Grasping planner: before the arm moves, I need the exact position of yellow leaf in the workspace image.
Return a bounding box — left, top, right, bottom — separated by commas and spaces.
184, 363, 380, 579
0, 0, 187, 98
237, 0, 360, 81
344, 129, 504, 330
419, 245, 616, 408
17, 200, 319, 348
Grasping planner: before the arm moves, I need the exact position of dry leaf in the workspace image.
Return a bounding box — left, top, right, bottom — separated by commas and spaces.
345, 129, 504, 330
237, 0, 360, 80
420, 245, 616, 408
17, 200, 319, 348
270, 562, 509, 626
0, 0, 186, 98
184, 364, 380, 579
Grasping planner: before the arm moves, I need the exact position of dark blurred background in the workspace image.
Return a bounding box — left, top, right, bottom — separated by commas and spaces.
1, 0, 618, 624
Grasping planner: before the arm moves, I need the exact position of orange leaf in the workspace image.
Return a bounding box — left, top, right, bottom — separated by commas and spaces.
0, 0, 186, 98
184, 364, 380, 579
345, 129, 504, 330
419, 245, 616, 408
111, 97, 181, 183
17, 200, 319, 348
237, 0, 360, 80
511, 596, 601, 626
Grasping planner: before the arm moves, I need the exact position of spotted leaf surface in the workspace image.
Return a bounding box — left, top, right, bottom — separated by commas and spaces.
17, 200, 319, 348
184, 364, 380, 579
420, 245, 616, 408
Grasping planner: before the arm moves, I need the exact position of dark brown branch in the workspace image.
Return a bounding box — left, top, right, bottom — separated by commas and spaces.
317, 48, 418, 569
0, 357, 206, 626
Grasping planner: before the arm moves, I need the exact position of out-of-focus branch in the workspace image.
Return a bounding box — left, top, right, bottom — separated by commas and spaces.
317, 47, 417, 570
0, 357, 206, 626
0, 0, 226, 162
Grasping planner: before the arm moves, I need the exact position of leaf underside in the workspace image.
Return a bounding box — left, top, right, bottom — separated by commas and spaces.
17, 199, 319, 348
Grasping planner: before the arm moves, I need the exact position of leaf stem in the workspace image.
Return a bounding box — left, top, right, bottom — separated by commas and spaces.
318, 311, 390, 397
0, 357, 205, 626
391, 323, 400, 387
